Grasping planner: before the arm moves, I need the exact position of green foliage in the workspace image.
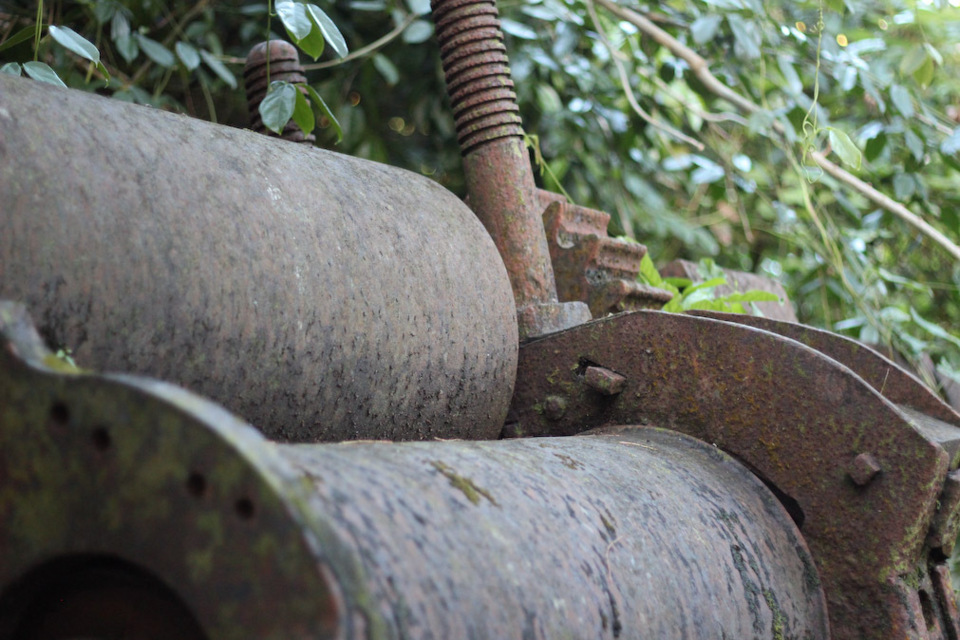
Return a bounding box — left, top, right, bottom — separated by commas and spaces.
638, 253, 779, 313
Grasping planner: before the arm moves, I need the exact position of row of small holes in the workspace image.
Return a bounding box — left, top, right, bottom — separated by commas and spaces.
49, 401, 255, 521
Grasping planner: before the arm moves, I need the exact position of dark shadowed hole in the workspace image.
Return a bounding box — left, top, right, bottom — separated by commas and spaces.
90, 428, 111, 452
919, 589, 937, 629
0, 554, 208, 640
235, 497, 255, 520
49, 403, 70, 427
186, 473, 207, 498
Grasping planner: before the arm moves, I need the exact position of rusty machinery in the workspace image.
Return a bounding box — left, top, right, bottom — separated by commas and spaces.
1, 1, 960, 638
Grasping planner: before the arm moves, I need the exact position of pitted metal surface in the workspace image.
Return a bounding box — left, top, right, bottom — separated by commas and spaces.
0, 75, 518, 442
0, 306, 829, 639
507, 309, 958, 639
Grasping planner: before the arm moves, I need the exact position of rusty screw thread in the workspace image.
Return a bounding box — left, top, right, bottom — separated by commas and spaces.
244, 40, 316, 144
431, 0, 592, 339
431, 0, 524, 154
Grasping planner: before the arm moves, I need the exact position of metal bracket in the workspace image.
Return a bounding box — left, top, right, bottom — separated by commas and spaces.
507, 309, 959, 639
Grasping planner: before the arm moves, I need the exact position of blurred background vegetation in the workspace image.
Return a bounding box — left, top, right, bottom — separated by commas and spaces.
2, 0, 959, 393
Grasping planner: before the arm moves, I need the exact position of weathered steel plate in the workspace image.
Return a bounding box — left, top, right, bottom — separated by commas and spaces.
507, 310, 956, 639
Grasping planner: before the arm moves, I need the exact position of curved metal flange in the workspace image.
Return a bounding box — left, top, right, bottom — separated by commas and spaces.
690, 310, 960, 463
0, 301, 344, 639
507, 310, 957, 640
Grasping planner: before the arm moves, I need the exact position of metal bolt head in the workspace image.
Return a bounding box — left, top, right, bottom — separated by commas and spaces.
584, 366, 626, 396
543, 395, 567, 421
849, 452, 882, 486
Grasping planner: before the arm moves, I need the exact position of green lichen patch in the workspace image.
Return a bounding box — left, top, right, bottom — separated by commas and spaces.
430, 461, 498, 506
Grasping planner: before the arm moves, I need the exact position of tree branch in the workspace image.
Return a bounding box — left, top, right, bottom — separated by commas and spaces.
596, 0, 960, 264
302, 13, 418, 71
584, 0, 704, 150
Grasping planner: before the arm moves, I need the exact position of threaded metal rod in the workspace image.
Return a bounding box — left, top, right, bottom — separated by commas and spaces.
432, 0, 523, 154
432, 0, 591, 338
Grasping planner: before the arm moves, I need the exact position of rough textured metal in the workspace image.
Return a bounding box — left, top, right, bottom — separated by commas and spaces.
540, 194, 674, 316
0, 307, 828, 639
692, 310, 960, 462
431, 0, 522, 152
584, 365, 626, 395
927, 470, 960, 554
506, 310, 955, 639
243, 40, 315, 143
0, 75, 518, 442
432, 0, 591, 339
662, 260, 797, 322
848, 452, 881, 486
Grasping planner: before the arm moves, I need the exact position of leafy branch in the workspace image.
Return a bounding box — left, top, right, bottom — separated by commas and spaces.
594, 0, 960, 264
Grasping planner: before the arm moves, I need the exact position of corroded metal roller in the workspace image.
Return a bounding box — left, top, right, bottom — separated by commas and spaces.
0, 75, 517, 442
0, 304, 829, 639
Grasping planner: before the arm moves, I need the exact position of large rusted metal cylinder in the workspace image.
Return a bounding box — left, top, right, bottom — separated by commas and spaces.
0, 75, 518, 442
0, 332, 829, 639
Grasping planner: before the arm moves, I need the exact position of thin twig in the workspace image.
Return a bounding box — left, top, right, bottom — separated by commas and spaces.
303, 13, 418, 71
585, 0, 703, 150
595, 0, 960, 264
812, 150, 960, 262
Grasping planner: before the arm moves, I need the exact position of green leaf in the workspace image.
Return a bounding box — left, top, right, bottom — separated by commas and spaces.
293, 24, 326, 60
536, 84, 562, 114
292, 88, 315, 137
135, 34, 175, 67
176, 42, 201, 71
680, 276, 727, 297
691, 15, 722, 45
638, 253, 664, 288
923, 43, 943, 66
904, 129, 924, 162
864, 131, 887, 162
259, 81, 299, 134
405, 0, 432, 15
49, 26, 99, 63
501, 18, 538, 40
199, 49, 237, 89
777, 54, 802, 95
889, 85, 913, 118
893, 173, 915, 200
718, 291, 781, 304
914, 56, 935, 88
307, 5, 348, 58
276, 1, 312, 40
22, 61, 66, 87
49, 25, 110, 82
0, 62, 21, 76
664, 277, 692, 290
911, 308, 960, 351
900, 47, 927, 76
940, 129, 960, 156
727, 14, 761, 60
302, 83, 343, 143
0, 26, 36, 53
403, 20, 434, 44
372, 53, 399, 85
112, 13, 137, 63
828, 128, 861, 169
